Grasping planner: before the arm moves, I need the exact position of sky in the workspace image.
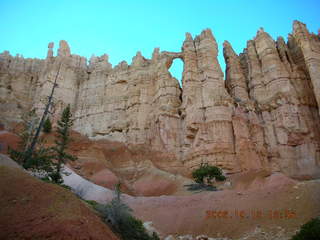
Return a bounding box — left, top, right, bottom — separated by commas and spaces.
0, 0, 319, 84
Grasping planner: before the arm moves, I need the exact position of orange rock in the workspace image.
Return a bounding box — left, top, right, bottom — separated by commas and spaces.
90, 168, 119, 189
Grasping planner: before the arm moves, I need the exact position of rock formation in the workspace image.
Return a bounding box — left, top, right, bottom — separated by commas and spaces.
1, 21, 320, 179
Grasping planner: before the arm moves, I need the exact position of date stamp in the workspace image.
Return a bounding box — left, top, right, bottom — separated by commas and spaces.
205, 209, 296, 220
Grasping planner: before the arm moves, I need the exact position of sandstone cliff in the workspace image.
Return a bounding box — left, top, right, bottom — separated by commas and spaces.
1, 21, 320, 179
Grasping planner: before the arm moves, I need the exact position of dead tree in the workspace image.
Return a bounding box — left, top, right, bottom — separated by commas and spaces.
23, 63, 62, 166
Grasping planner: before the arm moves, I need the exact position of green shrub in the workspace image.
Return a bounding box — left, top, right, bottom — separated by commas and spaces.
95, 183, 159, 240
48, 171, 63, 184
43, 118, 52, 133
192, 163, 226, 184
215, 174, 227, 181
291, 217, 320, 240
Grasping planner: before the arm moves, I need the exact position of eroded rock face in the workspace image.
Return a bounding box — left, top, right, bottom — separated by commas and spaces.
234, 26, 320, 178
1, 21, 320, 178
181, 29, 235, 171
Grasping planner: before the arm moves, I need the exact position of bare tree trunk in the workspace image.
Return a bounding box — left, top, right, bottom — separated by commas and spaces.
23, 63, 62, 166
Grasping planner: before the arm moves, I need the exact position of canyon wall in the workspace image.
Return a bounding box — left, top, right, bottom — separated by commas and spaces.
1, 21, 320, 178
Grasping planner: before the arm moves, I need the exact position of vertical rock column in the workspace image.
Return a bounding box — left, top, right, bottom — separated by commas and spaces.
34, 40, 86, 124
148, 49, 183, 157
47, 42, 54, 58
223, 40, 250, 102
125, 51, 151, 144
293, 20, 320, 113
74, 54, 113, 138
0, 51, 44, 126
182, 29, 236, 171
224, 41, 268, 171
240, 28, 320, 178
180, 33, 204, 152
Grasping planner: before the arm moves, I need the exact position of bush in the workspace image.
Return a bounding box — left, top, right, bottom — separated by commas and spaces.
192, 163, 226, 184
215, 174, 227, 181
9, 141, 54, 174
48, 171, 63, 184
95, 183, 159, 240
43, 118, 52, 133
291, 217, 320, 240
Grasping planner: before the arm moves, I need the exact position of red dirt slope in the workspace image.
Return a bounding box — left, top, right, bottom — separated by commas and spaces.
0, 130, 20, 154
0, 165, 119, 240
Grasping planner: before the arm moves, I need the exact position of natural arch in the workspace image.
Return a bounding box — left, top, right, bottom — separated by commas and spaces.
168, 58, 184, 87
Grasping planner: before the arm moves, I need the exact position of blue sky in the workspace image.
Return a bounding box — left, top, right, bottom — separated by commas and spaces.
0, 0, 319, 83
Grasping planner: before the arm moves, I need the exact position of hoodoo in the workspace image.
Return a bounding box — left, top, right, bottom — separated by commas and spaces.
1, 21, 320, 179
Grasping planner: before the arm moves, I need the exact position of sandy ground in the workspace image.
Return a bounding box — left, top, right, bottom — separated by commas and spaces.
1, 130, 319, 239
61, 166, 320, 240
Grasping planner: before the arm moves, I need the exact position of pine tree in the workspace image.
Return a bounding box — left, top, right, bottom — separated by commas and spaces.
9, 109, 54, 172
43, 118, 52, 133
9, 109, 38, 165
52, 104, 77, 183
